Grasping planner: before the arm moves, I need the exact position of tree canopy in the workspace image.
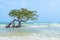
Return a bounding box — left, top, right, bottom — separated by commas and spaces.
9, 8, 38, 22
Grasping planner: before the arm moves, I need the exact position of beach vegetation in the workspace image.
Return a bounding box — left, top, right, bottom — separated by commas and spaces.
6, 8, 38, 28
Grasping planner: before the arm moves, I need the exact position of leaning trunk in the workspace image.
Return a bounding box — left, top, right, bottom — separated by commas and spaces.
6, 19, 16, 28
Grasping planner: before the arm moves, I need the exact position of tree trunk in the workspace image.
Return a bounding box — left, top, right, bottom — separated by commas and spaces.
18, 21, 21, 27
6, 19, 16, 28
17, 19, 22, 27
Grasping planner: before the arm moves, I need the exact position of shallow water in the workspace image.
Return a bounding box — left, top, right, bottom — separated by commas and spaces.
0, 23, 60, 40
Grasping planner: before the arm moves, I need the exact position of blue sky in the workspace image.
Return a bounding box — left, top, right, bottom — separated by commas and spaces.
0, 0, 60, 22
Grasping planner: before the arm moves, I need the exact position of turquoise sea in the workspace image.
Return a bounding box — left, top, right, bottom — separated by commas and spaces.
0, 22, 60, 40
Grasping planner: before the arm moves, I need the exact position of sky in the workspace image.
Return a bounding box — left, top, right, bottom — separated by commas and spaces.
0, 0, 60, 22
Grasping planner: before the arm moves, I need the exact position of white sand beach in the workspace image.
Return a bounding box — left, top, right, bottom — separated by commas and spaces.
0, 35, 60, 40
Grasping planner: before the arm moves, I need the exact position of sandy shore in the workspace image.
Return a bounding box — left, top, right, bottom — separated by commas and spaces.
0, 35, 60, 40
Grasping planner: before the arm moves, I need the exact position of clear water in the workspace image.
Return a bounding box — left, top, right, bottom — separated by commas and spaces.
0, 22, 60, 40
